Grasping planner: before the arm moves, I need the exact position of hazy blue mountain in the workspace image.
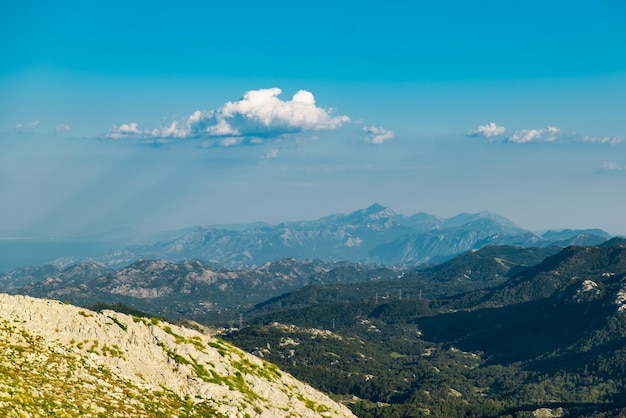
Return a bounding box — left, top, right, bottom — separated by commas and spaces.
600, 236, 626, 247
96, 204, 416, 267
404, 212, 444, 231
87, 205, 613, 268
541, 228, 612, 241
491, 231, 546, 247
441, 211, 523, 232
368, 211, 530, 265
0, 263, 61, 290
4, 205, 612, 273
56, 259, 112, 281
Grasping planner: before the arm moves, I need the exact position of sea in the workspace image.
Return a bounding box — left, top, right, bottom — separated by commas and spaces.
0, 239, 120, 272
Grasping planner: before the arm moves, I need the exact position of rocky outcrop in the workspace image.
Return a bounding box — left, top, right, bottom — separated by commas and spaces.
0, 293, 355, 417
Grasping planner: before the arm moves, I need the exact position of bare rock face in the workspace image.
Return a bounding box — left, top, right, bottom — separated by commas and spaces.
0, 293, 355, 417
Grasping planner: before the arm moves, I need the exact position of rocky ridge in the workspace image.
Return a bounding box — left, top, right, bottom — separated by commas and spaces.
6, 258, 342, 322
0, 293, 355, 417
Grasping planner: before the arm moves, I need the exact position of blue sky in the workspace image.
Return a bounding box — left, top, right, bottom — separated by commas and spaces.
1, 0, 626, 238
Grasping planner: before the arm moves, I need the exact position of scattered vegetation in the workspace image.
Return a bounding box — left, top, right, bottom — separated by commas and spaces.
107, 316, 127, 331
0, 320, 226, 417
85, 302, 156, 319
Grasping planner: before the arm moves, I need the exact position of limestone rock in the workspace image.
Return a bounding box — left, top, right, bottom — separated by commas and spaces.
0, 293, 355, 417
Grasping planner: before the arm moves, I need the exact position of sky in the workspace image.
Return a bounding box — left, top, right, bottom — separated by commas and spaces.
2, 0, 626, 239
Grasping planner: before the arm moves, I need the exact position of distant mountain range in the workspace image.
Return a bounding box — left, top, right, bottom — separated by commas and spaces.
3, 240, 623, 326
92, 204, 613, 268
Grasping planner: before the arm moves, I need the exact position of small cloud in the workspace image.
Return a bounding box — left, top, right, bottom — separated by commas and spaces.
106, 122, 146, 139
468, 122, 505, 138
218, 137, 244, 147
15, 120, 40, 130
363, 125, 394, 144
54, 123, 71, 132
263, 148, 280, 159
116, 122, 141, 134
600, 161, 624, 171
105, 88, 350, 144
474, 123, 622, 147
294, 135, 318, 145
581, 135, 623, 145
507, 126, 560, 144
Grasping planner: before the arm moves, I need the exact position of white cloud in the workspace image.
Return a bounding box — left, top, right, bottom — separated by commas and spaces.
468, 122, 505, 138
477, 125, 623, 146
107, 122, 145, 139
205, 119, 235, 136
507, 126, 560, 144
598, 161, 626, 175
263, 148, 280, 159
105, 88, 350, 144
15, 120, 40, 130
218, 137, 244, 147
54, 123, 71, 132
581, 135, 623, 145
363, 125, 394, 144
212, 88, 350, 137
600, 161, 623, 171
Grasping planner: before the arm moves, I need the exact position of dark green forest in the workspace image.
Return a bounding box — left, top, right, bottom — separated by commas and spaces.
223, 244, 626, 417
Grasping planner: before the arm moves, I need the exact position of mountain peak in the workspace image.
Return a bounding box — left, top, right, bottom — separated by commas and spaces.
352, 203, 397, 219
364, 203, 387, 212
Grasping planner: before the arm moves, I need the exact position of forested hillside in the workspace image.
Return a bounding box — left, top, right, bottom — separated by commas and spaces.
226, 244, 626, 417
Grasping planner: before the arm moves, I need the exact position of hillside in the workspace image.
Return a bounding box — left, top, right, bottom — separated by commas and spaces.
2, 245, 562, 325
2, 259, 344, 323
249, 245, 561, 316
226, 244, 626, 417
0, 293, 354, 417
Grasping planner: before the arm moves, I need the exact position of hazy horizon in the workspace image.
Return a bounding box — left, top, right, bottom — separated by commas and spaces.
2, 1, 626, 239
0, 202, 620, 273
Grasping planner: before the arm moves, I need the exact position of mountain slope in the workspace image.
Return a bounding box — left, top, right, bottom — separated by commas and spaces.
368, 213, 531, 265
0, 260, 112, 290
96, 204, 416, 268
413, 244, 626, 368
9, 258, 359, 323
226, 243, 626, 417
0, 293, 354, 417
249, 245, 561, 316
